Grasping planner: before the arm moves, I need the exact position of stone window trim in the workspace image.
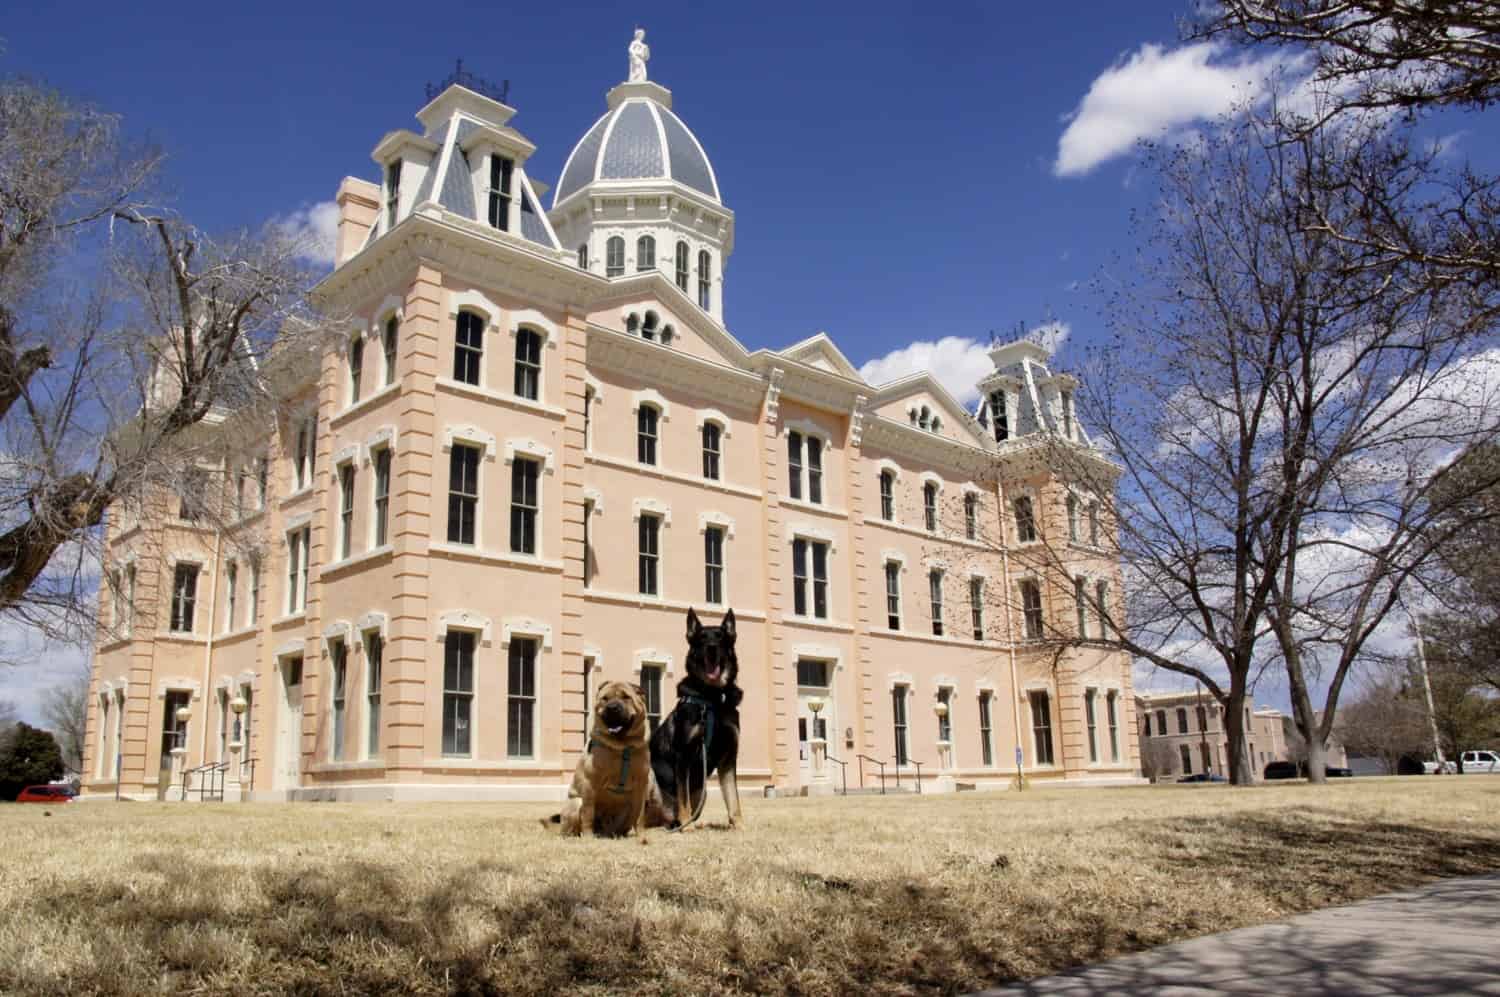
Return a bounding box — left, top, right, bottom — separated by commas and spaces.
274, 639, 306, 661
322, 620, 355, 655
934, 677, 959, 742
783, 417, 832, 449
361, 426, 397, 466
631, 388, 671, 421
447, 289, 503, 328
793, 644, 844, 676
356, 611, 389, 641
284, 511, 313, 532
154, 677, 203, 704
631, 497, 672, 527
366, 294, 404, 338
785, 522, 837, 553
697, 510, 736, 538
504, 437, 556, 475
582, 487, 605, 514
582, 645, 605, 672
886, 671, 915, 693
506, 309, 560, 350
633, 648, 676, 677
501, 617, 553, 651
974, 677, 997, 694
442, 424, 498, 461
1010, 485, 1041, 546
696, 409, 732, 438
435, 610, 493, 645
880, 548, 907, 566
921, 555, 950, 571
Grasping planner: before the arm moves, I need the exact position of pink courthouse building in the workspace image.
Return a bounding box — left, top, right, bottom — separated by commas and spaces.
82, 41, 1141, 801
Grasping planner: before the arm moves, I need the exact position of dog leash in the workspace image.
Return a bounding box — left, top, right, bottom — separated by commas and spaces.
676, 691, 716, 825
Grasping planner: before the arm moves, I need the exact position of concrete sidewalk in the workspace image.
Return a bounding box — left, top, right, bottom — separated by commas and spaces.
978, 873, 1500, 996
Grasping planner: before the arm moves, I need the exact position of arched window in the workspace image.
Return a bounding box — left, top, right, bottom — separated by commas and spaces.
697, 249, 711, 310
878, 470, 895, 521
701, 423, 721, 480
637, 405, 659, 466
931, 416, 942, 433
641, 310, 659, 342
918, 406, 931, 431
626, 313, 640, 335
453, 311, 484, 386
964, 493, 978, 540
514, 328, 542, 401
923, 482, 938, 532
577, 244, 589, 270
675, 241, 690, 292
636, 235, 655, 272
606, 236, 625, 277
660, 324, 674, 347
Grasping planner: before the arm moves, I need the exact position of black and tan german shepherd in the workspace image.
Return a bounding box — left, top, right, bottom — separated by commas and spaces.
648, 608, 743, 830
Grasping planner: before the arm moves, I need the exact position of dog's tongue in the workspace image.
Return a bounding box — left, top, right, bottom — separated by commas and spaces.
705, 662, 722, 681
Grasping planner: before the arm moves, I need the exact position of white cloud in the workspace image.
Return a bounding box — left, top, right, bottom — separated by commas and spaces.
858, 322, 1072, 405
1055, 42, 1301, 177
0, 619, 90, 728
271, 200, 340, 267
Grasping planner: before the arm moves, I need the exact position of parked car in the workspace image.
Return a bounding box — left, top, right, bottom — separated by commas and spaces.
15, 785, 75, 803
1177, 773, 1227, 783
1264, 760, 1300, 780
1324, 766, 1354, 778
1431, 750, 1500, 774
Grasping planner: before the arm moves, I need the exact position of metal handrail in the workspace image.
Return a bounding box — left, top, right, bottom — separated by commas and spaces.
894, 757, 926, 793
240, 759, 256, 799
823, 751, 849, 796
855, 754, 887, 794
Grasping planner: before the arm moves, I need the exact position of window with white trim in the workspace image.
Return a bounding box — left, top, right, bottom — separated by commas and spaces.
383, 315, 399, 385
792, 538, 829, 619
606, 236, 625, 277
179, 467, 207, 522
514, 328, 542, 401
928, 569, 944, 637
577, 243, 589, 270
1030, 690, 1055, 765
582, 499, 595, 589
583, 386, 594, 453
1061, 389, 1074, 439
892, 686, 909, 766
385, 159, 401, 229
338, 464, 356, 560
702, 423, 722, 481
885, 561, 901, 630
373, 447, 391, 548
640, 663, 663, 736
924, 482, 939, 533
509, 456, 539, 555
1075, 576, 1088, 637
256, 456, 269, 508
1020, 579, 1043, 639
674, 240, 689, 291
879, 470, 895, 521
964, 493, 979, 540
637, 405, 659, 466
697, 249, 711, 309
225, 562, 238, 632
507, 636, 537, 758
638, 514, 661, 596
366, 631, 383, 758
786, 431, 823, 504
1067, 493, 1080, 542
293, 417, 314, 490
969, 576, 984, 641
704, 525, 725, 605
442, 630, 474, 756
170, 563, 197, 633
1084, 688, 1098, 763
1095, 579, 1110, 638
989, 390, 1008, 441
488, 154, 513, 231
447, 444, 480, 546
286, 526, 310, 613
330, 640, 348, 760
636, 234, 655, 272
454, 311, 484, 386
1089, 500, 1102, 547
348, 336, 364, 404
1014, 496, 1037, 543
978, 691, 994, 766
246, 559, 258, 626
937, 687, 952, 742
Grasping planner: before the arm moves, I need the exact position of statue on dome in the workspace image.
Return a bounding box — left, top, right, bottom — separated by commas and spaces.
628, 28, 650, 82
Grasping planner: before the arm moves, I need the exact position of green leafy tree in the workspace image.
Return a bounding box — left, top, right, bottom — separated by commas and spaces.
0, 722, 64, 800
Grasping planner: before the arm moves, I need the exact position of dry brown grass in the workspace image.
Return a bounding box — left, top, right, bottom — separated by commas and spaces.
2, 778, 1498, 995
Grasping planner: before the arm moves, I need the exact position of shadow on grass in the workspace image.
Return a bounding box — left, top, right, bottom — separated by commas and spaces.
5, 809, 1499, 996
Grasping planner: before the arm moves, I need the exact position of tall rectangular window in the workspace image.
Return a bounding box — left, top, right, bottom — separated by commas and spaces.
488, 154, 513, 231
509, 457, 538, 555
348, 337, 364, 404
1013, 496, 1036, 543
885, 561, 901, 630
366, 632, 383, 758
964, 493, 978, 540
1020, 580, 1043, 639
385, 159, 401, 229
1089, 501, 1101, 547
330, 642, 348, 761
928, 569, 944, 637
442, 631, 474, 756
373, 448, 391, 548
235, 468, 248, 520
937, 687, 952, 742
247, 560, 259, 626
702, 423, 721, 480
447, 444, 479, 546
892, 686, 909, 766
697, 250, 711, 309
1084, 689, 1098, 763
1095, 580, 1110, 639
1067, 493, 1080, 541
792, 539, 828, 619
637, 406, 659, 466
704, 525, 724, 605
256, 456, 269, 508
638, 514, 660, 596
806, 436, 823, 504
293, 417, 313, 490
640, 665, 663, 736
1177, 708, 1189, 735
990, 390, 1008, 441
606, 236, 625, 277
454, 312, 484, 386
170, 564, 197, 633
924, 482, 938, 533
969, 576, 984, 640
1075, 576, 1088, 637
1061, 389, 1074, 439
636, 235, 655, 272
879, 470, 894, 521
225, 562, 238, 632
507, 636, 536, 758
383, 316, 398, 385
284, 525, 310, 613
1030, 691, 1054, 766
979, 691, 994, 766
339, 464, 355, 560
179, 467, 207, 522
786, 431, 803, 500
514, 328, 541, 400
674, 241, 689, 292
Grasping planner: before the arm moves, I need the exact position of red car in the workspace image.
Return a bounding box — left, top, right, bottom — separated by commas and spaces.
15, 785, 76, 803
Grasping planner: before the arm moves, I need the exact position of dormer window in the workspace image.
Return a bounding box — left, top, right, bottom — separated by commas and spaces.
918, 406, 931, 431
577, 244, 589, 270
641, 311, 659, 342
637, 235, 655, 272
675, 241, 690, 292
989, 390, 1008, 442
607, 237, 625, 277
385, 159, 402, 229
1061, 389, 1074, 439
488, 155, 513, 231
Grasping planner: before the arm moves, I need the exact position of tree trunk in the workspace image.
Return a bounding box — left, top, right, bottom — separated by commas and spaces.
1304, 736, 1328, 784
1224, 688, 1254, 785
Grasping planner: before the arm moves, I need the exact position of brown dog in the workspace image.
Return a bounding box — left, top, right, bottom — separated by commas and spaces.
552, 681, 654, 838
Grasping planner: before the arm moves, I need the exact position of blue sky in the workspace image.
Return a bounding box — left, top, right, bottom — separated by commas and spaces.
4, 1, 1497, 721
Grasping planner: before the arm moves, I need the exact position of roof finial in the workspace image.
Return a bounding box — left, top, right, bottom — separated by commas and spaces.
628, 28, 650, 82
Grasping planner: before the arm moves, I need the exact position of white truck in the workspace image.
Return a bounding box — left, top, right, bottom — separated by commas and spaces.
1426, 750, 1500, 774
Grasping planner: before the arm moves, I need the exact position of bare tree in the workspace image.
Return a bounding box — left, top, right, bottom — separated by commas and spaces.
1334, 668, 1428, 773
40, 663, 89, 773
0, 77, 326, 640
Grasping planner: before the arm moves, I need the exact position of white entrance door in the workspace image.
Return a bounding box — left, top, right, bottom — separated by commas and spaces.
796, 697, 832, 781
276, 657, 303, 791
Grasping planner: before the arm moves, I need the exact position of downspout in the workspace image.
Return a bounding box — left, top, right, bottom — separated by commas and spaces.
996, 476, 1025, 790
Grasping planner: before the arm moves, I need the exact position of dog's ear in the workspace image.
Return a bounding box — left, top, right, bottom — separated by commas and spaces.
631, 683, 645, 700
721, 608, 736, 640
686, 607, 702, 641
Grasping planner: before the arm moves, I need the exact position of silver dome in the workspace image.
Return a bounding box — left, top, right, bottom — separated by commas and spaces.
553, 97, 720, 207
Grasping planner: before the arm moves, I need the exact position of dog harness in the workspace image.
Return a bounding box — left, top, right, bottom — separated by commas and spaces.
676, 690, 718, 825
587, 737, 634, 796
